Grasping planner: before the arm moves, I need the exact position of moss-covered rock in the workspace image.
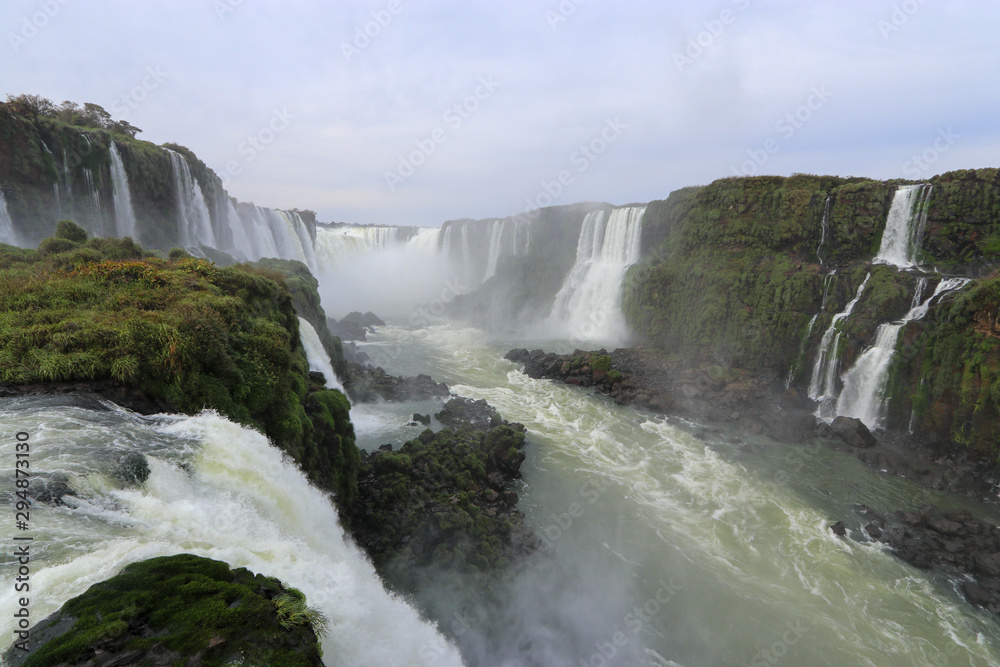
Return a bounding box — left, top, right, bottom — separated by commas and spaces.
5, 554, 324, 667
0, 235, 357, 506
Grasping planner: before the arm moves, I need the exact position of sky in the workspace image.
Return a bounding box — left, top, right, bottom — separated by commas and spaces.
1, 0, 998, 227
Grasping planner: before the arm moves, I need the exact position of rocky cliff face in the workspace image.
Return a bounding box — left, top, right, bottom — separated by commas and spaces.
623, 170, 1000, 456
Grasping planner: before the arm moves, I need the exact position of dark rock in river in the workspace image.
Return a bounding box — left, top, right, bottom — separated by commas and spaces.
830, 416, 878, 448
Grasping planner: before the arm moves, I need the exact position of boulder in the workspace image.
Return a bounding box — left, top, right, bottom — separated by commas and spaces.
830, 416, 878, 448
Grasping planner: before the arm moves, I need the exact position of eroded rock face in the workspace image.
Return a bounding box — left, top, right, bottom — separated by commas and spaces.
4, 554, 324, 667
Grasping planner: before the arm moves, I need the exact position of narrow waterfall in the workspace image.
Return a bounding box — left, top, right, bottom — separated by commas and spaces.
41, 142, 63, 218
836, 277, 971, 428
807, 272, 871, 418
817, 197, 831, 265
108, 142, 138, 239
82, 168, 104, 233
0, 190, 17, 245
167, 149, 216, 248
0, 401, 462, 665
298, 317, 344, 391
874, 184, 932, 268
546, 206, 645, 345
60, 147, 74, 219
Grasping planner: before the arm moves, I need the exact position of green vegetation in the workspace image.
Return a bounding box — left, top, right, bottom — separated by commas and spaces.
19, 554, 323, 667
885, 277, 1000, 453
0, 224, 357, 503
350, 424, 527, 591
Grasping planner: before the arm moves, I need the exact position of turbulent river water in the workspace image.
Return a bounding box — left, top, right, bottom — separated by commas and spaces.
5, 320, 1000, 666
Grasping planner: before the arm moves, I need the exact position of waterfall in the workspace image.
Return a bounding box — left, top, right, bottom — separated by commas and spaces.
875, 184, 932, 268
167, 149, 216, 248
836, 277, 970, 428
298, 317, 344, 391
314, 226, 409, 268
817, 197, 831, 265
0, 190, 16, 246
405, 226, 443, 254
41, 142, 63, 219
109, 142, 138, 239
546, 206, 645, 345
60, 148, 74, 219
482, 217, 532, 283
0, 400, 462, 666
82, 168, 104, 233
807, 272, 871, 418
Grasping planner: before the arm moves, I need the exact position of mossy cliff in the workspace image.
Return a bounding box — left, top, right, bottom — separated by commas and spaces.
0, 98, 317, 256
623, 170, 1000, 456
0, 223, 358, 505
4, 554, 324, 667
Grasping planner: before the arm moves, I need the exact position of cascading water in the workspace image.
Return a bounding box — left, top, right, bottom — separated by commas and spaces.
482, 217, 531, 283
298, 317, 344, 391
0, 190, 17, 246
314, 226, 406, 268
816, 197, 831, 265
836, 277, 971, 428
545, 206, 645, 346
874, 185, 932, 268
108, 142, 138, 239
807, 273, 871, 419
40, 142, 62, 219
167, 149, 216, 248
0, 398, 463, 666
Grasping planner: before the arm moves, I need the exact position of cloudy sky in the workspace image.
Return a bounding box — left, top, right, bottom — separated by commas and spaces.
2, 0, 998, 226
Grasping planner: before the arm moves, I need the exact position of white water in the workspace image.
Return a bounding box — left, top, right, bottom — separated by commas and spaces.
875, 185, 932, 268
817, 196, 831, 265
314, 225, 406, 268
355, 322, 1000, 666
167, 149, 216, 248
545, 206, 645, 346
108, 143, 138, 240
482, 217, 531, 283
0, 190, 16, 245
808, 273, 871, 419
0, 401, 462, 665
298, 316, 344, 390
837, 277, 971, 428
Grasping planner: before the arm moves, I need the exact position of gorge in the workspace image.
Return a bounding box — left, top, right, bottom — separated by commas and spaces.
4, 101, 1000, 665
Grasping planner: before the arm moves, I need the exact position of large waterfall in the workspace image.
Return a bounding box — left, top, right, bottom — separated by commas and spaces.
807, 273, 871, 418
298, 317, 344, 391
0, 190, 16, 246
167, 149, 217, 248
0, 399, 463, 666
874, 184, 932, 268
836, 277, 971, 428
482, 217, 531, 283
108, 142, 138, 240
545, 206, 645, 345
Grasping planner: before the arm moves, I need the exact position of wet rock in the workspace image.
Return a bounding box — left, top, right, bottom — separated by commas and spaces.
830, 416, 878, 449
830, 521, 847, 536
114, 452, 150, 486
412, 413, 431, 426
